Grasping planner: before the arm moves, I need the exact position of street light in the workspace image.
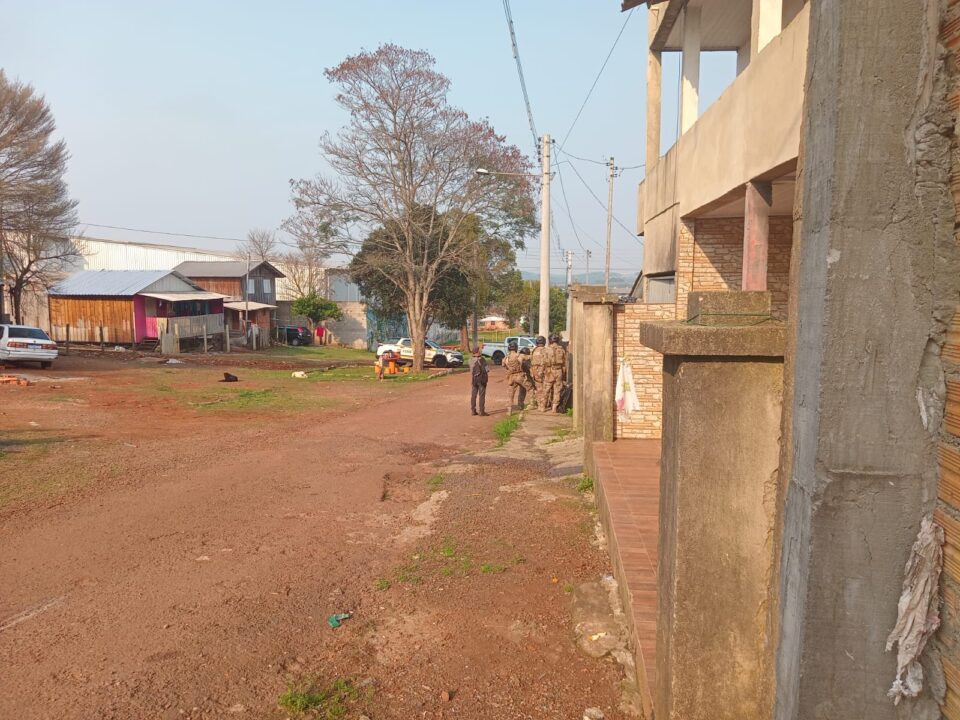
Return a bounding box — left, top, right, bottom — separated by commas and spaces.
474, 133, 552, 340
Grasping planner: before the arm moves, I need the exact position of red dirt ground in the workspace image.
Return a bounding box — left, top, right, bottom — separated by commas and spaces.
0, 354, 626, 719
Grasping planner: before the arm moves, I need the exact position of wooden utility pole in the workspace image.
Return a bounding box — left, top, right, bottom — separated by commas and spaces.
605, 157, 615, 292
538, 134, 551, 339
564, 250, 574, 338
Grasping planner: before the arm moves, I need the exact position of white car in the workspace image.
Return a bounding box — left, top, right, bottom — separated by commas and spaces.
0, 324, 58, 369
376, 338, 464, 368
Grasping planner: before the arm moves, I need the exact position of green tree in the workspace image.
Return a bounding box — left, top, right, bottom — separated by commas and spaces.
520, 283, 567, 335
291, 292, 343, 327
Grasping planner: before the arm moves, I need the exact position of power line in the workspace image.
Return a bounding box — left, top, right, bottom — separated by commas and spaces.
81, 223, 244, 244
558, 8, 635, 151
554, 163, 586, 252
501, 0, 538, 154
565, 160, 643, 243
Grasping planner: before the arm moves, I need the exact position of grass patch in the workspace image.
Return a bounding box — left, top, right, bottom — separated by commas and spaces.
267, 345, 375, 363
395, 561, 423, 585
427, 473, 444, 492
374, 577, 391, 591
278, 677, 359, 718
438, 538, 457, 558
576, 475, 594, 493
563, 583, 575, 594
546, 426, 574, 444
494, 414, 521, 446
480, 562, 507, 574
565, 407, 573, 417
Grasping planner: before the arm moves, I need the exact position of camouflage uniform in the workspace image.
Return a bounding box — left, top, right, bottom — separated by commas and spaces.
530, 345, 548, 408
541, 341, 568, 412
504, 350, 533, 415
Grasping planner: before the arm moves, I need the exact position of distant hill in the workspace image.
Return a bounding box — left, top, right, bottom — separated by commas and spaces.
520, 270, 637, 288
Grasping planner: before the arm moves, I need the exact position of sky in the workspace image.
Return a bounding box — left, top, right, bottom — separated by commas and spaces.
1, 1, 735, 282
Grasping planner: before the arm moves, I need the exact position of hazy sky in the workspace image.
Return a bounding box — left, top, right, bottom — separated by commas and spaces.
2, 1, 735, 279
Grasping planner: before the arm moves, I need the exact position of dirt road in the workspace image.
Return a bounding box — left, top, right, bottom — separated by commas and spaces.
1, 355, 629, 718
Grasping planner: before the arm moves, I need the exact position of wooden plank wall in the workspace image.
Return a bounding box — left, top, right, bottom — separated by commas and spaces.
188, 277, 241, 299
48, 297, 135, 343
940, 0, 960, 714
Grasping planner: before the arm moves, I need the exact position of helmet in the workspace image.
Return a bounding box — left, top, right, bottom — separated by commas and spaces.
508, 341, 518, 351
520, 347, 530, 355
549, 334, 561, 344
536, 336, 546, 346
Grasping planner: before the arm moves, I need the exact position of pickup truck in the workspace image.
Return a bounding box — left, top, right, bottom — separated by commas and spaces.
376, 338, 464, 368
481, 335, 536, 365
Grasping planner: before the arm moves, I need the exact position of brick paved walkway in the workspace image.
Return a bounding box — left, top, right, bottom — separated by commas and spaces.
592, 439, 660, 712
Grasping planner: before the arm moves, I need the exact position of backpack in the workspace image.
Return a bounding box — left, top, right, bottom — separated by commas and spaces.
472, 357, 488, 382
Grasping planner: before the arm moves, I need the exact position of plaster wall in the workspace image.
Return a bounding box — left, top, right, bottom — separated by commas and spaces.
773, 0, 960, 717
581, 302, 615, 478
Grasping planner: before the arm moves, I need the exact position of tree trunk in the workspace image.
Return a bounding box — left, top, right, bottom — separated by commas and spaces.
408, 305, 427, 372
11, 282, 23, 325
460, 325, 470, 353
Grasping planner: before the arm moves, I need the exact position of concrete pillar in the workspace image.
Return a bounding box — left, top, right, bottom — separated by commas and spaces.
751, 0, 783, 59
646, 6, 663, 171
680, 7, 701, 135
640, 291, 784, 720
773, 0, 960, 718
742, 180, 772, 291
581, 301, 615, 478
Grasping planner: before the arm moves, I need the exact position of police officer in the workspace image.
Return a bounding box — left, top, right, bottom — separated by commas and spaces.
542, 334, 568, 413
503, 340, 533, 415
529, 335, 548, 410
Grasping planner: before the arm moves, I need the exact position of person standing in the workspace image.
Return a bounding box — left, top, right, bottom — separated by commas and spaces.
530, 335, 548, 409
504, 341, 533, 415
470, 348, 488, 416
542, 334, 568, 413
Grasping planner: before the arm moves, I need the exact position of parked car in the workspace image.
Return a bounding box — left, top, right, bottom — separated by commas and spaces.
481, 335, 536, 365
279, 325, 312, 346
0, 324, 58, 368
376, 338, 464, 368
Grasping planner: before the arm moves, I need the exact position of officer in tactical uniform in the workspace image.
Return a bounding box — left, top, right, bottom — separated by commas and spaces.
504, 340, 534, 415
542, 334, 568, 413
529, 336, 548, 410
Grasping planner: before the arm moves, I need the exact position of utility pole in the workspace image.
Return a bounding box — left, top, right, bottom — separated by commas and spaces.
605, 157, 615, 292
564, 250, 574, 338
585, 249, 592, 285
538, 134, 551, 339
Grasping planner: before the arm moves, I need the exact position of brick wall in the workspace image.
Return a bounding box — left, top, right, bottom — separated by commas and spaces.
613, 302, 676, 439
936, 2, 960, 716
675, 216, 793, 320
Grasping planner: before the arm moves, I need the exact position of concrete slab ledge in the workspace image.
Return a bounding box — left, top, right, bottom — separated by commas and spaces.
638, 320, 786, 357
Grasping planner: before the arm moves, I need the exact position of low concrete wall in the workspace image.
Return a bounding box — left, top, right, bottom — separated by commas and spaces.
581, 302, 615, 477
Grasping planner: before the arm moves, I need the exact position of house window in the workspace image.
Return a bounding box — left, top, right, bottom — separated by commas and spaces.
262, 277, 273, 296
246, 278, 255, 295
646, 275, 676, 303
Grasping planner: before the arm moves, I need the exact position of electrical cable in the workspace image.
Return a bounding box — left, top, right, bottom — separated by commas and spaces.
558, 8, 635, 151
501, 0, 539, 155
564, 160, 643, 243
80, 222, 245, 244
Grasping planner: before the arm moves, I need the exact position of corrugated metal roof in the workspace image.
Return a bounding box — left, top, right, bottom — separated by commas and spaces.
224, 301, 277, 311
141, 291, 228, 302
51, 270, 174, 296
175, 260, 285, 279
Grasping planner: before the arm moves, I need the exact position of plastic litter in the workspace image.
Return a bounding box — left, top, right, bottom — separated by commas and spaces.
113, 345, 125, 351
291, 371, 308, 379
589, 632, 608, 642
165, 358, 185, 365
327, 612, 352, 629
886, 515, 943, 704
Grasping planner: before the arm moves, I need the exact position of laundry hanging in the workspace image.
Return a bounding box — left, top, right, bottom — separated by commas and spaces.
615, 357, 640, 422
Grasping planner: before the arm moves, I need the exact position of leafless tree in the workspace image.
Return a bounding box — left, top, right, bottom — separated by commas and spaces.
237, 227, 278, 264
286, 44, 536, 370
0, 71, 80, 323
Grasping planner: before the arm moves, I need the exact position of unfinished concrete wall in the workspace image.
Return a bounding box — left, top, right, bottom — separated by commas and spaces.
613, 302, 676, 439
773, 0, 960, 717
582, 302, 615, 478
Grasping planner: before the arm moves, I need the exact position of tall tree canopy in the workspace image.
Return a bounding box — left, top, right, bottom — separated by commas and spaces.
286, 44, 536, 369
0, 71, 79, 323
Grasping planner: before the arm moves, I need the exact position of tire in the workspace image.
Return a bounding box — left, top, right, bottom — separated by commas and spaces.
40, 361, 51, 369
433, 355, 448, 368
291, 338, 301, 346
492, 351, 504, 365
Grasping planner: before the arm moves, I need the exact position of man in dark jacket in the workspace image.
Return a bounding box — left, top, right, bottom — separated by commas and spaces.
470, 347, 488, 416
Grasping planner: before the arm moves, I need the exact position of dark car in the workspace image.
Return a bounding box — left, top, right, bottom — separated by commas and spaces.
280, 325, 312, 346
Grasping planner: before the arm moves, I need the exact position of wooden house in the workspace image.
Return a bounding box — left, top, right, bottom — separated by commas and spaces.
174, 260, 285, 332
48, 270, 225, 344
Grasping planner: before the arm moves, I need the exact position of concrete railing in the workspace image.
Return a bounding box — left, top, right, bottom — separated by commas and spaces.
156, 313, 224, 339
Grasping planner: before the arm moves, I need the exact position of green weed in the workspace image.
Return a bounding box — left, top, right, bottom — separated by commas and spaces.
396, 561, 423, 585
480, 562, 506, 574
494, 415, 521, 446
374, 578, 391, 591
438, 538, 457, 558
278, 677, 358, 718
563, 583, 575, 594
427, 473, 444, 492
577, 475, 594, 493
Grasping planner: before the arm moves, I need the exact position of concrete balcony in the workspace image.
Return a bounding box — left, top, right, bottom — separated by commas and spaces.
638, 3, 808, 275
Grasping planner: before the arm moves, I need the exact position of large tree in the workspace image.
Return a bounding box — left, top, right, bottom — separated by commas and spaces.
286, 44, 536, 370
0, 71, 80, 323
238, 228, 277, 264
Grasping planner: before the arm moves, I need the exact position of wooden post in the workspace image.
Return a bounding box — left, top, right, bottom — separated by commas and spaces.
225, 328, 230, 353
99, 325, 104, 351
173, 324, 180, 355
203, 325, 208, 353
65, 324, 70, 356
